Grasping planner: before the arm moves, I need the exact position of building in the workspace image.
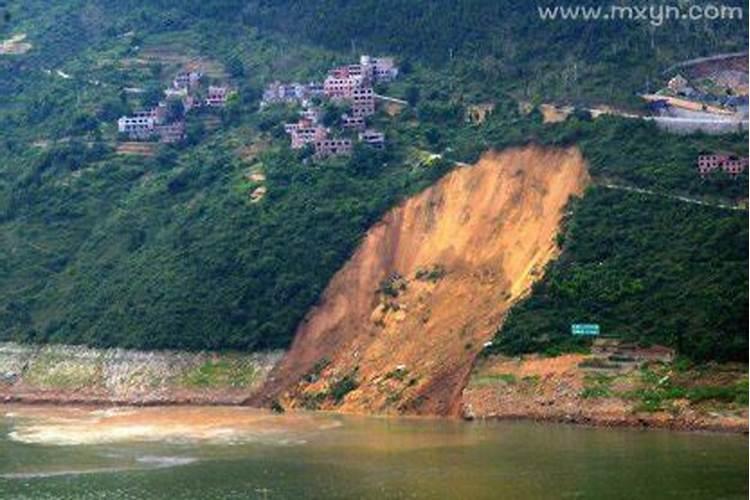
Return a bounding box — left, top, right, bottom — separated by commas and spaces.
351, 86, 375, 117
324, 75, 356, 100
306, 82, 325, 97
315, 138, 353, 158
286, 118, 328, 149
262, 81, 323, 106
205, 86, 229, 107
341, 114, 366, 130
301, 106, 322, 124
366, 55, 398, 82
164, 87, 188, 99
182, 94, 202, 112
722, 156, 748, 176
173, 71, 202, 90
697, 153, 748, 177
667, 74, 690, 94
117, 108, 161, 139
262, 81, 297, 105
359, 129, 385, 149
117, 115, 154, 139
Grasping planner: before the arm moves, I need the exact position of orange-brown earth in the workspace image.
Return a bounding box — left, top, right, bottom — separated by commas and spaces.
255, 146, 589, 416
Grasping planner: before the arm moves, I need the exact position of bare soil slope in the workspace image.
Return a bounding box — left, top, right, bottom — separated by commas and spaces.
256, 147, 589, 416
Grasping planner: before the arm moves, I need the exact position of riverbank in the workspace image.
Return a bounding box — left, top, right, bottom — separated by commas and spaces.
0, 342, 281, 406
462, 354, 748, 434
2, 342, 747, 434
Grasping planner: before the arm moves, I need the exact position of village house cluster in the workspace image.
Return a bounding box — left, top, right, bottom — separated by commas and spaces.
697, 152, 748, 177
117, 69, 233, 143
262, 55, 397, 159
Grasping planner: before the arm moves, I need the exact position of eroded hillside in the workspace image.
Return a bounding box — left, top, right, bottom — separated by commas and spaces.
255, 146, 589, 415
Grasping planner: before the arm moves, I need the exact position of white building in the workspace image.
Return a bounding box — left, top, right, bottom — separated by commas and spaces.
117, 110, 156, 139
359, 129, 385, 149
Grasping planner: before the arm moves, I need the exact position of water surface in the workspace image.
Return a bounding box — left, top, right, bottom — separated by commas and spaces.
0, 405, 746, 499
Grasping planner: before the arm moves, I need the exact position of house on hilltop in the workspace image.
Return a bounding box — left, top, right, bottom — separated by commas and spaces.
359, 129, 385, 149
205, 85, 230, 107
285, 118, 328, 149
667, 74, 691, 95
173, 71, 203, 90
315, 138, 352, 158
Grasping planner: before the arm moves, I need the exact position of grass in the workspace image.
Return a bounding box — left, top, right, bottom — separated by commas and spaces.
181, 358, 257, 388
297, 370, 360, 409
687, 383, 748, 405
580, 373, 615, 399
384, 367, 408, 381
24, 352, 101, 389
329, 373, 359, 403
626, 366, 747, 412
414, 264, 446, 283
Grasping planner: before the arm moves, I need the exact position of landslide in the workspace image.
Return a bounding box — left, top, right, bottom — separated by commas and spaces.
255, 146, 589, 416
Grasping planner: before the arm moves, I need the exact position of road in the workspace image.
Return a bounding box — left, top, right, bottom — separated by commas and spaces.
433, 150, 746, 213
597, 182, 746, 212
662, 51, 748, 75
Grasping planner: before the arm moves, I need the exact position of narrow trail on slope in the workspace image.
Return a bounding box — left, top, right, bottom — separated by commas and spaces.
253, 146, 589, 416
597, 182, 746, 211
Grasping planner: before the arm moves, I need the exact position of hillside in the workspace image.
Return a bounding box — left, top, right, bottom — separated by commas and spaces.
0, 0, 747, 368
244, 0, 748, 106
255, 147, 588, 415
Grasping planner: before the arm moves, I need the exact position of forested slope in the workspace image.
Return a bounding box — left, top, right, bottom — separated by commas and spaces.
0, 1, 747, 360
243, 0, 748, 106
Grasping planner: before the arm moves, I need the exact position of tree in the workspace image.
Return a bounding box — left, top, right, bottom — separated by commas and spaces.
406, 85, 420, 106
226, 55, 245, 78
166, 98, 185, 122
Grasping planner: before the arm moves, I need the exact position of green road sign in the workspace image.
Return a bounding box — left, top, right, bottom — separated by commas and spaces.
571, 323, 600, 336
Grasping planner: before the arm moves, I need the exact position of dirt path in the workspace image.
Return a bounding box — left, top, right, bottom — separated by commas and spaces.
598, 182, 746, 211
254, 146, 589, 416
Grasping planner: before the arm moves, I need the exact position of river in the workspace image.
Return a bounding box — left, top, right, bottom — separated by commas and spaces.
0, 405, 746, 499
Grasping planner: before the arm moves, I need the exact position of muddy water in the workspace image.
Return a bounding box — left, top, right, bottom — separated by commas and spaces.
0, 405, 746, 499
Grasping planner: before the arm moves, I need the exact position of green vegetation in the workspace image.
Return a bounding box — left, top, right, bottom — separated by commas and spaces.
24, 352, 100, 390
181, 358, 257, 388
580, 373, 614, 399
270, 398, 285, 413
488, 187, 748, 362
414, 264, 446, 283
0, 1, 746, 365
583, 364, 749, 412
245, 0, 747, 107
378, 273, 408, 298
298, 369, 359, 408
303, 358, 331, 384
329, 372, 359, 403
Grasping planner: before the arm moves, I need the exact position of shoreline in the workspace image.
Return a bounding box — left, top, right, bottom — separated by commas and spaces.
2, 392, 747, 434
463, 410, 748, 435
462, 353, 748, 435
